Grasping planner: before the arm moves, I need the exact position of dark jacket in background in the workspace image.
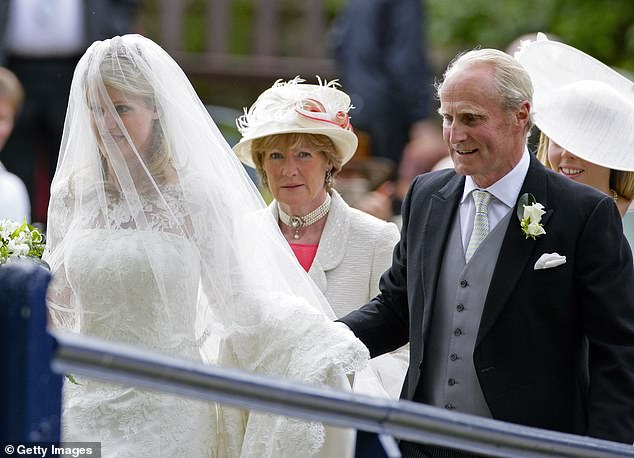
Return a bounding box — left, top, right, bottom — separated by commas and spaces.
331, 0, 433, 165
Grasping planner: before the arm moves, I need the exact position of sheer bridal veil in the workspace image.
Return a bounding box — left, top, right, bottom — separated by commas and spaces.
44, 34, 368, 457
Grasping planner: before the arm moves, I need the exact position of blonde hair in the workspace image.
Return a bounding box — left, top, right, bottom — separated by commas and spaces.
537, 132, 634, 200
0, 67, 24, 113
251, 133, 340, 192
92, 47, 172, 189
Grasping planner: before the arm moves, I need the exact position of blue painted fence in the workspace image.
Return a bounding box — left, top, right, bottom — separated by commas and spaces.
0, 262, 61, 444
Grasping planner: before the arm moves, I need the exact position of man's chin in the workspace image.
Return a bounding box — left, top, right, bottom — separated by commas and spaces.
451, 162, 473, 176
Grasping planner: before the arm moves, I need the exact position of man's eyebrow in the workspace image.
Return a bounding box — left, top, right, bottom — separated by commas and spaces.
437, 107, 483, 117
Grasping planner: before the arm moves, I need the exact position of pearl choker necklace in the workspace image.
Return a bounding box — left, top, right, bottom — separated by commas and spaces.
278, 194, 332, 240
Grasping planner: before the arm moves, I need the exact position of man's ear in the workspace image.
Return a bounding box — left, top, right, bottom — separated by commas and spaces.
516, 100, 531, 128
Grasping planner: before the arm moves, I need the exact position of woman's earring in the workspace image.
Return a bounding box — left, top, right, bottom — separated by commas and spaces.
325, 169, 333, 186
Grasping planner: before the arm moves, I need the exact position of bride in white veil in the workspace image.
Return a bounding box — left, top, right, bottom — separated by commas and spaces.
44, 34, 369, 457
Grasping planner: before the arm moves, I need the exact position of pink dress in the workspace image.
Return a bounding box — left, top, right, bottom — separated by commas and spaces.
290, 243, 319, 271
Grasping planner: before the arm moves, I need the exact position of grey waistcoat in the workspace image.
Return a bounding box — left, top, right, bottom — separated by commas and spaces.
416, 208, 512, 416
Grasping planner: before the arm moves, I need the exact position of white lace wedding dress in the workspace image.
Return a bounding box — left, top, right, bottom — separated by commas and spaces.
54, 184, 365, 458
60, 187, 215, 457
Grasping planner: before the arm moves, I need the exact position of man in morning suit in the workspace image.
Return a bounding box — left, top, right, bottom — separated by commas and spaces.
339, 48, 634, 457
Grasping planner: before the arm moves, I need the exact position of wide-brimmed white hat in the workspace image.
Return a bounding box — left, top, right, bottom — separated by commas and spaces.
515, 33, 634, 172
233, 77, 358, 168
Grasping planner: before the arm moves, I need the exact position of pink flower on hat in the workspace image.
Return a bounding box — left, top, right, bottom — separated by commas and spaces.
295, 97, 352, 131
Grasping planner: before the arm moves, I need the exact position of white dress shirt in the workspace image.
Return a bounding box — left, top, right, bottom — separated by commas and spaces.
459, 148, 530, 252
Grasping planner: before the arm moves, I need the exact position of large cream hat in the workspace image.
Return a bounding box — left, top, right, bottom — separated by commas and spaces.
233, 77, 358, 168
515, 33, 634, 172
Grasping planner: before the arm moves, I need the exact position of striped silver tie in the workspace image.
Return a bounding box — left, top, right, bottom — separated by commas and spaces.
465, 190, 492, 262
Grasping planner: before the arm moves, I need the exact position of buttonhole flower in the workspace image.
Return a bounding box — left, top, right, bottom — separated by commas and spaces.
516, 193, 546, 239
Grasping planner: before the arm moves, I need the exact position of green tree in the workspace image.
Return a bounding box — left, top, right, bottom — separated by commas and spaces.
426, 0, 634, 74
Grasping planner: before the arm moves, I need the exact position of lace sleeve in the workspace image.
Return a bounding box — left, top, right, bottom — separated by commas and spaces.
43, 179, 80, 331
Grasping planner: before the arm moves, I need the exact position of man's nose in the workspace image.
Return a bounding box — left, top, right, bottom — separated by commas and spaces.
446, 122, 467, 144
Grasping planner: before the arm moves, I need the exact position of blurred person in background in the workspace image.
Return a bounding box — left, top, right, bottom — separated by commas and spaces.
331, 0, 436, 172
516, 34, 634, 245
354, 122, 448, 227
0, 66, 29, 221
0, 0, 142, 224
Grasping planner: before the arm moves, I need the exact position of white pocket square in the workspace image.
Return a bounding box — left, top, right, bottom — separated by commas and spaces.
534, 253, 566, 270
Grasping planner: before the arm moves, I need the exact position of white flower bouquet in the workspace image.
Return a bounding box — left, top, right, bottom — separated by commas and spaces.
0, 218, 47, 267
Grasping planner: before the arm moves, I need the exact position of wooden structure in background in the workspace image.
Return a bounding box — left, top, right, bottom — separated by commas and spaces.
157, 0, 338, 83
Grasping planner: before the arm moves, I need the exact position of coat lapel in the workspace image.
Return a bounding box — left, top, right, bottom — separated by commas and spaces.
308, 190, 349, 292
476, 156, 554, 345
421, 175, 464, 335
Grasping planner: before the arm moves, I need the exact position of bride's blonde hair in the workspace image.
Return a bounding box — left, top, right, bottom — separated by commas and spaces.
89, 44, 173, 192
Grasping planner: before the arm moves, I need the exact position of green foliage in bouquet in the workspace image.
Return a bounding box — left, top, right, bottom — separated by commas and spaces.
0, 218, 46, 265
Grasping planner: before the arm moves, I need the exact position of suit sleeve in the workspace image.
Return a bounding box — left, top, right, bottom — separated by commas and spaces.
579, 196, 634, 443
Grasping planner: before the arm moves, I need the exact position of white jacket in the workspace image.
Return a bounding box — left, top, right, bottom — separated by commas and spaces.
271, 189, 407, 398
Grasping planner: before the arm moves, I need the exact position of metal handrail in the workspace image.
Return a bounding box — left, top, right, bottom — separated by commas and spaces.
51, 331, 634, 458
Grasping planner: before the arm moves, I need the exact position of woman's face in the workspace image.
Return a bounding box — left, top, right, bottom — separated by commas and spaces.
547, 138, 611, 192
91, 86, 158, 163
262, 143, 330, 214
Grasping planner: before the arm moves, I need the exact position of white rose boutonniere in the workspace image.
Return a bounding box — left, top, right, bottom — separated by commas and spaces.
516, 193, 546, 240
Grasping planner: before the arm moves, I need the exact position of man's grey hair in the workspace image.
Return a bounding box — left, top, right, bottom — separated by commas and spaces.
435, 48, 534, 134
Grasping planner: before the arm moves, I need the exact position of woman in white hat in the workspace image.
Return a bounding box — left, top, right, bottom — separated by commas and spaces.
234, 78, 407, 402
516, 34, 634, 244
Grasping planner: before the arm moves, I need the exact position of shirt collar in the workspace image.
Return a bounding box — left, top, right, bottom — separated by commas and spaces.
461, 147, 531, 208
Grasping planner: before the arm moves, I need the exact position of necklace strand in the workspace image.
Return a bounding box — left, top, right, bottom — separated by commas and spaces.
278, 194, 331, 240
